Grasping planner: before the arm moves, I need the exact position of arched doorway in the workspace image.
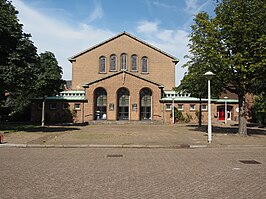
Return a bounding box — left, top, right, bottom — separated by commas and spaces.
140, 88, 152, 120
94, 88, 107, 120
117, 88, 129, 120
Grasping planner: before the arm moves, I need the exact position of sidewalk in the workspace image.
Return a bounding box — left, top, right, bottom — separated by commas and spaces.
1, 123, 265, 149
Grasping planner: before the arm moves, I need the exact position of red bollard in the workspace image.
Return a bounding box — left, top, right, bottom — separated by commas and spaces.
0, 133, 3, 144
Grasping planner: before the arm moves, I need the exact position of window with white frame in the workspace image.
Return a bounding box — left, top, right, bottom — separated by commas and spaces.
99, 56, 106, 73
202, 104, 207, 111
121, 53, 127, 71
166, 104, 171, 110
131, 54, 138, 71
141, 56, 148, 73
190, 104, 195, 111
74, 103, 81, 110
110, 54, 117, 71
178, 104, 184, 110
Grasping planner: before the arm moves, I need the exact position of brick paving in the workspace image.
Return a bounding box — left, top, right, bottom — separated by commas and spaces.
0, 147, 265, 199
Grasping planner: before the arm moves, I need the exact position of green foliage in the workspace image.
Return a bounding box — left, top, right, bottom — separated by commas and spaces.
0, 1, 64, 120
252, 94, 266, 124
35, 51, 64, 97
182, 0, 266, 135
171, 108, 192, 123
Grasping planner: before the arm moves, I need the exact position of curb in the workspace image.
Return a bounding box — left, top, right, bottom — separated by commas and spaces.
0, 143, 208, 149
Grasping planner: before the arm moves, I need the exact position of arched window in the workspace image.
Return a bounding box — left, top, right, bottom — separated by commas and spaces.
141, 56, 148, 73
99, 56, 106, 73
94, 88, 107, 120
131, 54, 138, 71
121, 53, 127, 71
140, 88, 152, 120
110, 54, 117, 71
117, 88, 130, 120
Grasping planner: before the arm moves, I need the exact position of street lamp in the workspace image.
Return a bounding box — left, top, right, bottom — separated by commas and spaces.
82, 84, 89, 124
172, 96, 175, 124
204, 71, 215, 143
224, 96, 228, 124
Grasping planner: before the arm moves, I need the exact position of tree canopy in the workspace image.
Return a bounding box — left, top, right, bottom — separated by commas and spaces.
0, 0, 63, 120
180, 0, 266, 135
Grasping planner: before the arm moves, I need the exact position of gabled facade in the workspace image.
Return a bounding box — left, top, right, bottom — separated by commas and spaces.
31, 32, 239, 124
68, 32, 178, 122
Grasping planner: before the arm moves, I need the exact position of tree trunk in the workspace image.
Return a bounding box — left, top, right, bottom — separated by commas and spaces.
238, 94, 248, 136
41, 97, 46, 127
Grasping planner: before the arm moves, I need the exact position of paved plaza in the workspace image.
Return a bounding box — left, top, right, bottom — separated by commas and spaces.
0, 147, 265, 199
1, 123, 265, 198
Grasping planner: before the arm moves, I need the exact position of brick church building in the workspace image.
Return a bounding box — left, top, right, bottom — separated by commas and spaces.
31, 32, 238, 124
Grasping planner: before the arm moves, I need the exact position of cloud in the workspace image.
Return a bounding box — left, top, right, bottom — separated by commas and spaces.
12, 0, 114, 80
137, 21, 159, 33
136, 21, 190, 85
184, 0, 211, 14
87, 0, 104, 22
153, 1, 177, 10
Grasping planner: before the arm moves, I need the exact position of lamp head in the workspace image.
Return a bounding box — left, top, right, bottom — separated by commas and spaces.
204, 71, 215, 80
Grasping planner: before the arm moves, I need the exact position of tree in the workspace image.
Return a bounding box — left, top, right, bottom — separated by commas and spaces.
35, 51, 64, 126
175, 61, 222, 127
0, 1, 64, 123
0, 0, 39, 119
184, 0, 266, 135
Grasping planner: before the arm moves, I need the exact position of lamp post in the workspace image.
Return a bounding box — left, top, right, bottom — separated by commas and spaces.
224, 96, 228, 124
82, 84, 89, 124
204, 71, 215, 143
172, 96, 175, 124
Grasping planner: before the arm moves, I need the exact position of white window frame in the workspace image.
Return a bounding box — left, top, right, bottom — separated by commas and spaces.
121, 53, 127, 71
99, 56, 106, 73
131, 54, 138, 71
178, 104, 184, 111
166, 104, 171, 110
190, 104, 196, 111
109, 54, 117, 71
141, 56, 148, 73
74, 103, 81, 110
202, 104, 207, 111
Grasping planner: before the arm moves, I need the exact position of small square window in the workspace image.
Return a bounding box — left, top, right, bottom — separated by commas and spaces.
202, 104, 207, 111
190, 104, 195, 111
166, 104, 171, 110
74, 103, 81, 110
178, 104, 183, 111
49, 103, 56, 110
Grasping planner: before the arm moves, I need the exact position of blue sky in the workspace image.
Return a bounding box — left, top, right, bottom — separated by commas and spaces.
12, 0, 216, 85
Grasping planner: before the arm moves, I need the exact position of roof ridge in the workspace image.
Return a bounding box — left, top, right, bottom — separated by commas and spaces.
69, 31, 179, 62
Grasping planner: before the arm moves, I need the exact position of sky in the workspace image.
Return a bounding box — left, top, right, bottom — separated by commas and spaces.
12, 0, 216, 86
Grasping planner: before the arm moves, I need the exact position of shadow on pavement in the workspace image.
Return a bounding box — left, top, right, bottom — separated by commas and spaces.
186, 124, 266, 135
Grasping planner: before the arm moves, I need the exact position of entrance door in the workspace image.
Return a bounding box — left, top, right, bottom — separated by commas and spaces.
140, 88, 152, 120
117, 88, 129, 120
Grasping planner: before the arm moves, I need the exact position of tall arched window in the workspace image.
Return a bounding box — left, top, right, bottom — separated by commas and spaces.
94, 88, 107, 120
99, 56, 106, 73
110, 54, 117, 71
141, 56, 148, 73
121, 53, 127, 71
140, 88, 152, 120
117, 88, 129, 120
131, 54, 138, 71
